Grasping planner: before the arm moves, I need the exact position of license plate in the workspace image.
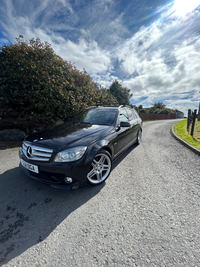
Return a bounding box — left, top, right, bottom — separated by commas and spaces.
21, 159, 39, 174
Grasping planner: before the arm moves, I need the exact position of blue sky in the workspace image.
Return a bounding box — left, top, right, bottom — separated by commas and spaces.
1, 0, 200, 115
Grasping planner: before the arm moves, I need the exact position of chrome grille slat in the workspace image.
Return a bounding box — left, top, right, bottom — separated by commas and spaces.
22, 141, 53, 161
32, 151, 51, 158
32, 145, 53, 153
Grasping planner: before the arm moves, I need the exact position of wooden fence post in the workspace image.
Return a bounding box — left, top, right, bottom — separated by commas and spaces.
187, 109, 191, 132
198, 102, 200, 121
191, 109, 197, 137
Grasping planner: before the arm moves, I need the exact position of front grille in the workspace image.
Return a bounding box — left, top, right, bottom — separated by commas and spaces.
22, 141, 53, 161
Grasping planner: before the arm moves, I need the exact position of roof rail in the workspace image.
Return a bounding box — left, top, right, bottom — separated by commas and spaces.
94, 102, 119, 107
119, 104, 135, 108
94, 102, 134, 108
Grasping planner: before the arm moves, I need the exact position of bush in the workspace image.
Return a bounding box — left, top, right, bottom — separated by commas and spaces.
159, 109, 169, 114
139, 109, 146, 113
0, 36, 116, 132
147, 106, 157, 113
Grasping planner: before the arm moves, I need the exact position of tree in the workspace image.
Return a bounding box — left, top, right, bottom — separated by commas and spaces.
97, 86, 117, 105
139, 109, 146, 113
109, 80, 132, 105
0, 36, 116, 131
145, 105, 175, 114
159, 109, 169, 114
153, 102, 166, 109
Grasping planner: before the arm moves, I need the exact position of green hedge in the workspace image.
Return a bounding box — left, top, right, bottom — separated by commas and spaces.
0, 36, 116, 132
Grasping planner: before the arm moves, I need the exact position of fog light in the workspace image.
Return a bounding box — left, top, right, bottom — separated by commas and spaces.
64, 177, 73, 184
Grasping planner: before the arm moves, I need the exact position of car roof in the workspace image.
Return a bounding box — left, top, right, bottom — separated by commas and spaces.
87, 105, 135, 110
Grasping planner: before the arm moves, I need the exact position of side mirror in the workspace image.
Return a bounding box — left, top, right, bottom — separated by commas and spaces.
120, 121, 131, 127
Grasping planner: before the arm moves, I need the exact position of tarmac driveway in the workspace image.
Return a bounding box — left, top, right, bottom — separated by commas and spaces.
0, 119, 200, 266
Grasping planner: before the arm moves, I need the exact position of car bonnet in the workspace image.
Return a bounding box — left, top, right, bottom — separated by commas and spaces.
25, 122, 112, 150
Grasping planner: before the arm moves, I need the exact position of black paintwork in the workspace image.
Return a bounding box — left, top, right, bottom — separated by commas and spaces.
19, 106, 142, 189
26, 123, 112, 151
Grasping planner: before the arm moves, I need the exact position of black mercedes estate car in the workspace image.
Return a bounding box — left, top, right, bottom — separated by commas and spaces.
19, 105, 142, 189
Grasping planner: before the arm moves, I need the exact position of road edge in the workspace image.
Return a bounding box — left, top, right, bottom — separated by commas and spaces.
171, 125, 200, 156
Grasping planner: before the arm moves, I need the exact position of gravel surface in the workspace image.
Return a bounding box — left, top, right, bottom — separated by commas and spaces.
0, 119, 200, 267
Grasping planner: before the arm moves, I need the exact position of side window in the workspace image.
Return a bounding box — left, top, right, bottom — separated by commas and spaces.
134, 110, 140, 119
132, 109, 138, 119
119, 108, 129, 122
126, 108, 134, 121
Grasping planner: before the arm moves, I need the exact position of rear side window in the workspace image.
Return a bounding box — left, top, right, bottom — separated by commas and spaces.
119, 108, 129, 122
126, 108, 134, 120
132, 109, 139, 119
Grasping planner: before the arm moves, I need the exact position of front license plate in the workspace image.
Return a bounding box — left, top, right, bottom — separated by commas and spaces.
21, 159, 39, 174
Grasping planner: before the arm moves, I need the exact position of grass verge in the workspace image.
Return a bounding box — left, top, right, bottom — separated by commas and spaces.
173, 119, 200, 150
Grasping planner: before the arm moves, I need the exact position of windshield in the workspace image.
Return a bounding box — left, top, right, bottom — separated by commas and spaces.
72, 108, 118, 126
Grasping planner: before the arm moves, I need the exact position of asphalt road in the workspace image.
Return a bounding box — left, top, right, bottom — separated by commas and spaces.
0, 119, 200, 267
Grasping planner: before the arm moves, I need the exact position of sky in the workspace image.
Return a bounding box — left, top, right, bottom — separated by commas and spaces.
1, 0, 200, 115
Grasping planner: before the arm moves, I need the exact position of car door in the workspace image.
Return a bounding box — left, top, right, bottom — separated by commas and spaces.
126, 107, 139, 143
113, 108, 131, 156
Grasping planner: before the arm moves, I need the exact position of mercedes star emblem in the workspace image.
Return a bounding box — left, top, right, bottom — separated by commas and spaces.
27, 146, 32, 158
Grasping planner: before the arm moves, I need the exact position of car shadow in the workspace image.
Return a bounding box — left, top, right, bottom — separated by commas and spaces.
0, 167, 104, 265
0, 143, 139, 265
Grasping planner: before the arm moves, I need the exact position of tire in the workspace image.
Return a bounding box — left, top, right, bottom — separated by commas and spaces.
136, 129, 142, 145
87, 150, 112, 185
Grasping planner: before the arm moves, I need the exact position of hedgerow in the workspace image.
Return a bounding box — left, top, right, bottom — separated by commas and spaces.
0, 36, 116, 132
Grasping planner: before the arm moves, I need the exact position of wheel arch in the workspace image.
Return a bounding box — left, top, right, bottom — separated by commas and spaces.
100, 146, 113, 158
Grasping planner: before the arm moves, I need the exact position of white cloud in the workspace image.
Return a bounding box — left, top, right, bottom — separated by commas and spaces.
0, 0, 112, 74
20, 27, 112, 74
91, 73, 120, 88
55, 38, 111, 73
57, 0, 73, 12
165, 98, 199, 116
111, 11, 200, 115
0, 38, 9, 44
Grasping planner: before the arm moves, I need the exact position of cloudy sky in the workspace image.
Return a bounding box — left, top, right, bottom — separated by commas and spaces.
1, 0, 200, 115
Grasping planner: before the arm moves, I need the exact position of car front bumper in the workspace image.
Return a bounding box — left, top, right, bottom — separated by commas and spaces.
19, 147, 90, 189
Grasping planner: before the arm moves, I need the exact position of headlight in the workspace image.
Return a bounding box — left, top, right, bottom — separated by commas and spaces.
54, 146, 87, 162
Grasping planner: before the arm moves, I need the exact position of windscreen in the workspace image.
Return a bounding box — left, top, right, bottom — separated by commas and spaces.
72, 108, 118, 126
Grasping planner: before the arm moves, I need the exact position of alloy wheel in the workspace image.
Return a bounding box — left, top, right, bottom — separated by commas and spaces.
87, 152, 111, 185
